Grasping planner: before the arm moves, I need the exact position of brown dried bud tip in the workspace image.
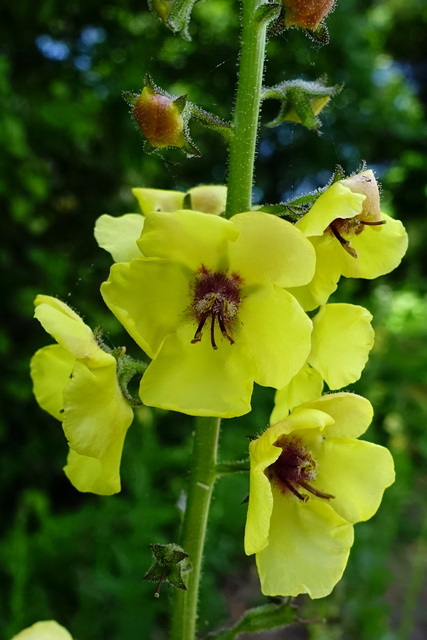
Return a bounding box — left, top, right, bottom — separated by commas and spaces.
283, 0, 335, 30
133, 87, 185, 149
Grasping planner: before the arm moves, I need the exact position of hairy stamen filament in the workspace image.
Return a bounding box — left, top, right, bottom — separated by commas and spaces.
283, 478, 309, 502
361, 219, 386, 226
330, 224, 358, 258
298, 479, 335, 500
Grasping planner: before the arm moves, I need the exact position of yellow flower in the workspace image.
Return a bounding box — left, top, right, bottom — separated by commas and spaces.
271, 303, 375, 422
30, 295, 133, 495
10, 620, 72, 640
245, 393, 395, 598
94, 185, 227, 263
101, 210, 316, 417
288, 170, 408, 311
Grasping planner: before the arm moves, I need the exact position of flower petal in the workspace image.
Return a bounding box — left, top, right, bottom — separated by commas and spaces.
64, 441, 125, 495
308, 303, 375, 389
296, 182, 365, 237
62, 361, 133, 459
255, 487, 354, 598
271, 364, 324, 423
30, 345, 75, 420
101, 258, 190, 359
94, 213, 144, 262
339, 213, 408, 279
139, 323, 255, 417
34, 295, 112, 367
132, 187, 184, 214
299, 392, 373, 438
311, 437, 395, 523
187, 185, 227, 214
229, 211, 316, 287
240, 284, 312, 389
10, 620, 73, 640
138, 210, 239, 272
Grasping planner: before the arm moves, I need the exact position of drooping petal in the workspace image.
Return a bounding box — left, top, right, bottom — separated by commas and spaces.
299, 392, 373, 438
296, 182, 365, 237
30, 345, 75, 420
94, 213, 144, 262
64, 438, 126, 495
255, 487, 354, 598
34, 295, 112, 367
139, 323, 255, 418
101, 258, 190, 359
10, 620, 73, 640
310, 437, 395, 524
62, 361, 133, 459
187, 185, 227, 214
229, 211, 316, 287
138, 210, 239, 272
132, 187, 184, 214
239, 284, 312, 389
339, 213, 408, 279
308, 304, 375, 389
271, 364, 324, 423
287, 235, 343, 311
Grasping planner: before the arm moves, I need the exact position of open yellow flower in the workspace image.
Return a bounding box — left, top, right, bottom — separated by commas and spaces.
271, 303, 375, 422
245, 393, 395, 598
30, 295, 133, 495
288, 170, 408, 311
101, 209, 316, 417
10, 621, 72, 640
94, 185, 227, 263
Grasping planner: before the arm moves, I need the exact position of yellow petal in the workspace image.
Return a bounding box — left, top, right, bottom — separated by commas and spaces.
255, 487, 354, 598
62, 361, 133, 459
64, 440, 125, 495
30, 345, 75, 420
299, 392, 373, 438
101, 258, 190, 359
308, 304, 375, 389
310, 437, 395, 523
34, 295, 112, 367
229, 211, 316, 287
10, 621, 73, 640
239, 284, 312, 389
94, 213, 144, 262
139, 324, 254, 418
296, 182, 365, 237
138, 209, 239, 272
271, 364, 324, 423
187, 185, 227, 214
132, 187, 184, 214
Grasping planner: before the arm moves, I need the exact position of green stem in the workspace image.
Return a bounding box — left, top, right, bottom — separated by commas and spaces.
170, 416, 221, 640
225, 0, 269, 217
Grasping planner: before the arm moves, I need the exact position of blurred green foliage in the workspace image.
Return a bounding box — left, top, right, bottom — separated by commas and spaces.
1, 0, 427, 638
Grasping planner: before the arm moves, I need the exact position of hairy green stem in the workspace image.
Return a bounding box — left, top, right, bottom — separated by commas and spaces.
225, 0, 269, 217
170, 416, 221, 640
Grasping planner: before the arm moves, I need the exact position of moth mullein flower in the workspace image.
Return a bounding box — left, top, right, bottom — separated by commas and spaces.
101, 209, 316, 417
95, 185, 227, 263
271, 302, 375, 422
30, 295, 133, 495
245, 393, 395, 598
288, 170, 408, 311
11, 621, 73, 640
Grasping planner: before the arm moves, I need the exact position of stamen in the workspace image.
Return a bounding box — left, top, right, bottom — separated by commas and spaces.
330, 225, 358, 259
218, 314, 235, 345
191, 313, 209, 344
299, 479, 335, 500
283, 478, 309, 502
361, 219, 386, 226
210, 315, 218, 350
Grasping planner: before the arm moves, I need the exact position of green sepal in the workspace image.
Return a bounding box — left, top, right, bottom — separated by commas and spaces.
262, 78, 341, 131
254, 3, 282, 26
190, 104, 233, 143
166, 0, 199, 40
112, 348, 147, 407
143, 543, 189, 595
308, 21, 330, 46
173, 94, 188, 113
204, 600, 296, 639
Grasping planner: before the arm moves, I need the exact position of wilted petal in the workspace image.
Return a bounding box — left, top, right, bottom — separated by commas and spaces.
30, 345, 75, 420
64, 440, 125, 495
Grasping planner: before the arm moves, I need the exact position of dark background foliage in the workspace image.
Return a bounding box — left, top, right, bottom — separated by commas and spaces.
1, 0, 427, 638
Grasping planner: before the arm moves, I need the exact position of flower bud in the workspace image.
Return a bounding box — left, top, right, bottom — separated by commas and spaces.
132, 87, 185, 149
283, 0, 335, 30
340, 170, 382, 223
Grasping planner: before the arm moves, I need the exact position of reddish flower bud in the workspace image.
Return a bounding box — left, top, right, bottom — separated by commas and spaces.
283, 0, 335, 29
132, 87, 185, 149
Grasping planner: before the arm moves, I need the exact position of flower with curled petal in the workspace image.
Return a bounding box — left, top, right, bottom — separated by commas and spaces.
30, 295, 133, 495
101, 209, 316, 418
288, 170, 408, 311
245, 393, 395, 598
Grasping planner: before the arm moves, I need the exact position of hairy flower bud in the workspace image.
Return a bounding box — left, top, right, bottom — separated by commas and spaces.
283, 0, 335, 29
132, 87, 185, 149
